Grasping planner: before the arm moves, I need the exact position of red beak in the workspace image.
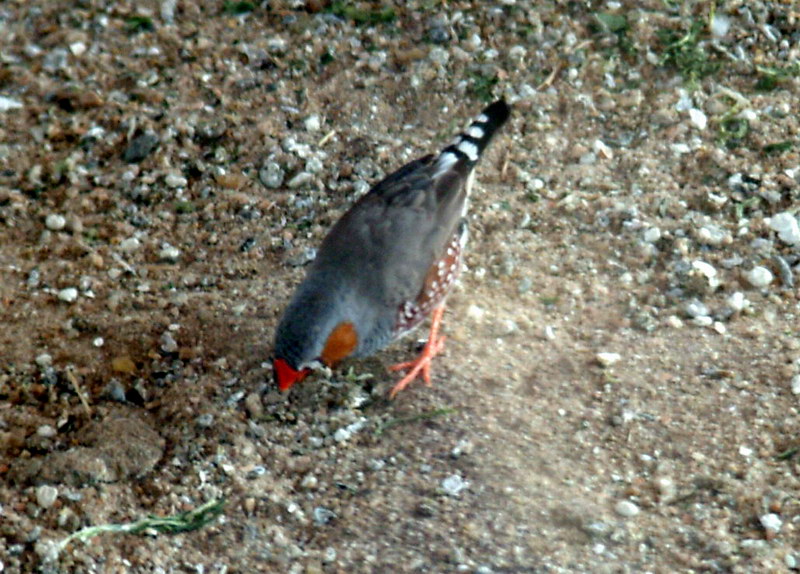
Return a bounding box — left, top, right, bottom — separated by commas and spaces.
273, 358, 310, 391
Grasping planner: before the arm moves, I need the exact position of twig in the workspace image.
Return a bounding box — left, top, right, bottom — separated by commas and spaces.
376, 408, 456, 435
65, 367, 92, 417
318, 130, 336, 147
58, 498, 225, 553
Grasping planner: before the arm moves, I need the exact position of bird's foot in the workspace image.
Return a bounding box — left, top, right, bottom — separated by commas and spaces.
388, 306, 446, 398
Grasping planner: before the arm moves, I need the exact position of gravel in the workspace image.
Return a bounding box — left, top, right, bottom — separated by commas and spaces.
2, 1, 799, 572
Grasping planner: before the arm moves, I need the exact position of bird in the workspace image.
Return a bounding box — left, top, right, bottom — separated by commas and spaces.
273, 99, 510, 397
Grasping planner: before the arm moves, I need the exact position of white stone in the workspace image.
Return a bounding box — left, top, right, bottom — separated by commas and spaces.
304, 115, 321, 132
615, 500, 639, 517
0, 96, 23, 112
305, 157, 324, 174
45, 214, 67, 231
743, 266, 773, 288
711, 14, 730, 37
441, 474, 468, 496
119, 237, 141, 252
165, 173, 187, 188
654, 477, 676, 501
466, 304, 485, 321
726, 292, 747, 312
301, 474, 318, 489
58, 287, 78, 303
688, 108, 707, 130
37, 425, 56, 438
684, 299, 709, 318
158, 244, 180, 262
593, 139, 613, 160
791, 374, 800, 395
697, 224, 729, 246
428, 46, 450, 65
666, 315, 684, 329
692, 260, 718, 283
643, 227, 661, 243
596, 352, 621, 367
769, 212, 800, 245
671, 143, 690, 154
36, 485, 59, 509
287, 171, 312, 188
692, 316, 713, 327
69, 42, 87, 56
760, 513, 782, 533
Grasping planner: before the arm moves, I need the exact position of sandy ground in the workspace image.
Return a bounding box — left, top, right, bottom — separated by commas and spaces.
1, 1, 800, 572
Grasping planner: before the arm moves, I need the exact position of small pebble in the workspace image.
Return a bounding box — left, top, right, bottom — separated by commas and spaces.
760, 513, 782, 533
710, 14, 730, 37
726, 292, 747, 313
160, 331, 178, 353
688, 108, 707, 130
104, 379, 127, 402
37, 425, 57, 438
306, 157, 324, 174
45, 214, 66, 231
304, 115, 321, 132
195, 413, 214, 428
615, 500, 639, 517
36, 485, 59, 509
123, 132, 159, 163
33, 540, 60, 563
58, 287, 78, 303
654, 477, 676, 502
684, 299, 709, 318
119, 237, 141, 252
665, 315, 684, 329
0, 95, 23, 111
246, 466, 267, 479
696, 224, 729, 246
790, 374, 800, 395
466, 304, 485, 321
743, 266, 773, 288
165, 173, 188, 188
158, 244, 180, 262
259, 162, 285, 188
596, 352, 621, 367
692, 316, 713, 327
301, 474, 318, 489
333, 418, 366, 443
441, 474, 468, 496
35, 353, 53, 368
643, 227, 661, 243
313, 507, 336, 525
769, 212, 800, 245
287, 171, 313, 188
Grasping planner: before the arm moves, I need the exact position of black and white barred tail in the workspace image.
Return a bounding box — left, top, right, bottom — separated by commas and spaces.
435, 100, 511, 172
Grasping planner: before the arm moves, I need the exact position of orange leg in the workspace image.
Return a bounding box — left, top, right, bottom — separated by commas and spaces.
388, 306, 447, 398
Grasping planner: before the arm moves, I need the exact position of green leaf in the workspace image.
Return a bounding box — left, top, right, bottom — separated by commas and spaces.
222, 1, 255, 15
762, 140, 795, 155
126, 16, 154, 33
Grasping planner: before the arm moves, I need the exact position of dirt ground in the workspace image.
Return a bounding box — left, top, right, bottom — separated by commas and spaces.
1, 1, 800, 572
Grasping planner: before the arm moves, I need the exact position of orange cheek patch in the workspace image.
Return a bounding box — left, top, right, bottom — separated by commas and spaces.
320, 321, 358, 366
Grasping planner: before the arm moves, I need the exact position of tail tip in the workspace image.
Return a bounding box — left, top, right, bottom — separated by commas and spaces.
482, 99, 511, 126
